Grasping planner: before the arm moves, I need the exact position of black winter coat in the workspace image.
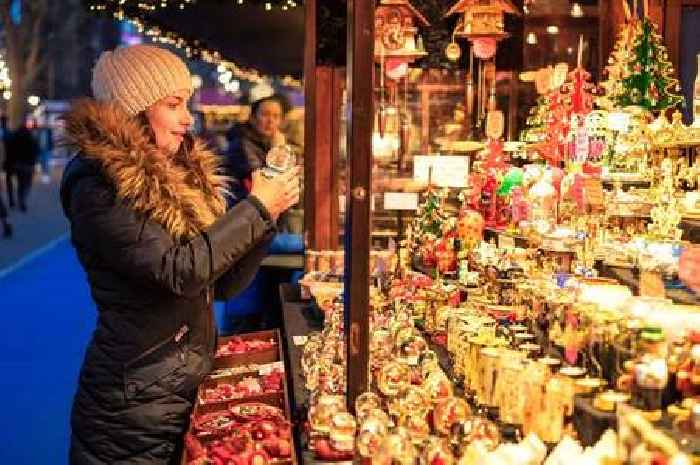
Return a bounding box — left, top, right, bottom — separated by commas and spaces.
61, 100, 275, 465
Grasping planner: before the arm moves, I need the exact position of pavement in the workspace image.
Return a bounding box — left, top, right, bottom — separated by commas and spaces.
0, 161, 70, 272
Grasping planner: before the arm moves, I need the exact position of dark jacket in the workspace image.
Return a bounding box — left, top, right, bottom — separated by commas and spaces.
8, 126, 40, 167
61, 100, 275, 465
223, 122, 271, 202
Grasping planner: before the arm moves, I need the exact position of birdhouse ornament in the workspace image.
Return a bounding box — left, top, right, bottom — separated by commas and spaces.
375, 0, 430, 66
446, 0, 521, 42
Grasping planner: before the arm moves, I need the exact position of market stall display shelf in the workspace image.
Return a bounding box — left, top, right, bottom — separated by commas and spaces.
182, 328, 297, 465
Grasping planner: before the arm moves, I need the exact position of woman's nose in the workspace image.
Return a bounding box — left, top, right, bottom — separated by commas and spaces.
182, 109, 194, 126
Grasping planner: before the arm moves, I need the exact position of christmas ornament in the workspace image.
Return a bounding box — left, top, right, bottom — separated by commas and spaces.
599, 17, 683, 113
445, 42, 462, 61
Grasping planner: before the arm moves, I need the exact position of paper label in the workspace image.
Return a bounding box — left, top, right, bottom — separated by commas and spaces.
498, 234, 516, 250
293, 335, 308, 346
258, 361, 285, 375
384, 192, 419, 210
413, 155, 469, 187
584, 178, 604, 210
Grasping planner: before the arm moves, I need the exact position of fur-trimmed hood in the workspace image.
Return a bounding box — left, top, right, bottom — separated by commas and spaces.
63, 99, 229, 240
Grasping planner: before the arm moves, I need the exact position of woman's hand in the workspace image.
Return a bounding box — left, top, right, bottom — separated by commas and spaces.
249, 167, 300, 221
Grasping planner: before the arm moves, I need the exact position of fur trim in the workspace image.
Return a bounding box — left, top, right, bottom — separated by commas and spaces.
63, 98, 229, 240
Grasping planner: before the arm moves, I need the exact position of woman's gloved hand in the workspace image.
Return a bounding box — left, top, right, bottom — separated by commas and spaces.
249, 166, 300, 221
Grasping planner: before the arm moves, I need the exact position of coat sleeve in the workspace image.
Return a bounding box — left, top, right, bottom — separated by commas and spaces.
213, 235, 272, 301
67, 175, 276, 298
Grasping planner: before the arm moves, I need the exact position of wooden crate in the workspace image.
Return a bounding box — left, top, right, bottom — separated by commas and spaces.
213, 329, 281, 368
182, 329, 296, 465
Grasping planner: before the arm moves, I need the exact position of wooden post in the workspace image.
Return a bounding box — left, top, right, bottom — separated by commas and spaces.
304, 0, 341, 250
304, 0, 318, 249
345, 0, 373, 412
665, 0, 682, 73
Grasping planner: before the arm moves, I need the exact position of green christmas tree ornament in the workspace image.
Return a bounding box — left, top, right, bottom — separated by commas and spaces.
601, 17, 684, 113
497, 167, 524, 196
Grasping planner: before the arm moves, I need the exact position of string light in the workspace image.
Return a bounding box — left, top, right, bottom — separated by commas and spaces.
87, 0, 301, 11
85, 2, 303, 89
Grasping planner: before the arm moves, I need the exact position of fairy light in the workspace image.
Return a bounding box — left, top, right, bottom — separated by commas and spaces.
85, 0, 303, 88
87, 0, 301, 11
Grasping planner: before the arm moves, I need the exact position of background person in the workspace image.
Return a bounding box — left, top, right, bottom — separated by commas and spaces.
223, 94, 288, 202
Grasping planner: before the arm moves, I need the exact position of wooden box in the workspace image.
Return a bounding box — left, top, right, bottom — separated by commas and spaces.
213, 329, 281, 369
182, 329, 296, 465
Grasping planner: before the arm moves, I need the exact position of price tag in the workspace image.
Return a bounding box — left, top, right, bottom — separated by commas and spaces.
258, 361, 285, 375
413, 155, 469, 187
399, 355, 420, 366
383, 192, 419, 210
498, 234, 516, 250
584, 178, 604, 211
292, 335, 308, 346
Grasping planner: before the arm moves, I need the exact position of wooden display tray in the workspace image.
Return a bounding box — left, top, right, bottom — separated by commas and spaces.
213, 329, 281, 369
195, 390, 287, 415
182, 329, 296, 465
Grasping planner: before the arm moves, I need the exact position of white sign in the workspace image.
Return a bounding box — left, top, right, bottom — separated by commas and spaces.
413, 155, 469, 187
498, 234, 516, 250
383, 192, 419, 210
259, 361, 285, 375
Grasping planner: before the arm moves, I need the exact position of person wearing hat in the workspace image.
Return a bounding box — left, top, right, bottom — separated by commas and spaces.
60, 44, 300, 464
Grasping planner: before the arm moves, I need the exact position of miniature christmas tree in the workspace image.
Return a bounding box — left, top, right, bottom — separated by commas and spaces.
600, 17, 683, 113
413, 187, 449, 238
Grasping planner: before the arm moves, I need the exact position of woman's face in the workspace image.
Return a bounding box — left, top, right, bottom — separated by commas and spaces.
252, 100, 283, 139
145, 89, 193, 154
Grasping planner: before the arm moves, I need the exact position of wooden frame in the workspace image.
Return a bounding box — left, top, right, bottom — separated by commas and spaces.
344, 0, 374, 412
666, 0, 700, 73
304, 0, 342, 250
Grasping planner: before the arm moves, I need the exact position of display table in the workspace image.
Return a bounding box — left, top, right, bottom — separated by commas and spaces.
597, 263, 700, 305
279, 283, 328, 465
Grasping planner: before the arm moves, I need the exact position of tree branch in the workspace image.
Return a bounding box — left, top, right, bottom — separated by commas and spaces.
22, 0, 48, 89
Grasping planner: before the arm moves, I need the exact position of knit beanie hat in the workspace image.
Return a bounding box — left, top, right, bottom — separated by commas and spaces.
91, 44, 192, 116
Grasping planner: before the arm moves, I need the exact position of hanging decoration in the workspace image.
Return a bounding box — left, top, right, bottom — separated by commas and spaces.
446, 0, 519, 40
374, 0, 430, 164
84, 0, 303, 89
445, 0, 521, 136
88, 0, 301, 12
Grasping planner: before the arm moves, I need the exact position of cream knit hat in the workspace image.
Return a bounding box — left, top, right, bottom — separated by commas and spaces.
91, 44, 192, 116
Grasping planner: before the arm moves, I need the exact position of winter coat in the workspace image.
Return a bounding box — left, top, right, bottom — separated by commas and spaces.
223, 122, 271, 202
60, 99, 276, 465
7, 126, 40, 167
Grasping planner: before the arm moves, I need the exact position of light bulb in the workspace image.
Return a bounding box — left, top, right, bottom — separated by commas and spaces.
571, 3, 584, 17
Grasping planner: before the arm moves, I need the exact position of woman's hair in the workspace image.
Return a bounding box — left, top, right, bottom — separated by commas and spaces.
250, 94, 290, 118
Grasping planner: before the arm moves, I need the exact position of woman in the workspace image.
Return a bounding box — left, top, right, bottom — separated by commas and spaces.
60, 45, 299, 464
224, 95, 287, 201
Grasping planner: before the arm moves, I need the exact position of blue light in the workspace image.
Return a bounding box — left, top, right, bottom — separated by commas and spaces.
10, 0, 21, 25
